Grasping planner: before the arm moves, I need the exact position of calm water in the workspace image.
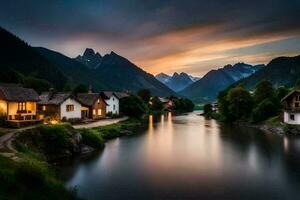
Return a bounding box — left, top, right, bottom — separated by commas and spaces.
60, 112, 300, 200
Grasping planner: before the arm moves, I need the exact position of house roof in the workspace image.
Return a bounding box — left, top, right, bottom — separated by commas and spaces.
76, 93, 108, 107
38, 92, 75, 105
281, 90, 300, 102
114, 92, 129, 99
0, 85, 39, 102
102, 91, 119, 99
158, 97, 169, 103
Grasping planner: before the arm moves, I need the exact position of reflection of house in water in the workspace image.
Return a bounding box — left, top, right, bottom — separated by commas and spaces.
159, 97, 174, 111
282, 136, 300, 171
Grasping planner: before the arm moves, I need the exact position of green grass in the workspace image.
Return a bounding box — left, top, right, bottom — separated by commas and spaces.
0, 131, 6, 136
0, 155, 79, 200
0, 119, 144, 199
91, 118, 143, 140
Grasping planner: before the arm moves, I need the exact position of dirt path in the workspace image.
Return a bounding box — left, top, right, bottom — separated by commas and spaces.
0, 125, 42, 160
72, 117, 128, 129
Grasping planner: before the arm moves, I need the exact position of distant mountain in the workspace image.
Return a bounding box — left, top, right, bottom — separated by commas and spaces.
96, 51, 177, 96
180, 63, 263, 103
0, 26, 67, 90
241, 55, 300, 89
75, 48, 102, 69
37, 48, 176, 96
35, 47, 110, 89
156, 73, 171, 84
156, 72, 199, 92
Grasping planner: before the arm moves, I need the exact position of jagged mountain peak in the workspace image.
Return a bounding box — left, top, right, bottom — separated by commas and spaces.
156, 72, 199, 92
75, 48, 103, 69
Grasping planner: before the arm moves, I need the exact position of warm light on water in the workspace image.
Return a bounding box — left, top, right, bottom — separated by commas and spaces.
61, 112, 300, 200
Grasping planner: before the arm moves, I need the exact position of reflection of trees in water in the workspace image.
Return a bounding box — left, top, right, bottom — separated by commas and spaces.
57, 150, 104, 181
218, 124, 281, 161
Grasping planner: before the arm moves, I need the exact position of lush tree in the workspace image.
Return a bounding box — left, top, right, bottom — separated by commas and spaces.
73, 84, 88, 94
150, 97, 164, 111
227, 87, 253, 121
276, 86, 289, 101
253, 80, 274, 103
203, 104, 212, 116
171, 97, 194, 112
120, 95, 148, 118
294, 79, 300, 89
137, 89, 151, 103
251, 100, 278, 123
217, 90, 232, 121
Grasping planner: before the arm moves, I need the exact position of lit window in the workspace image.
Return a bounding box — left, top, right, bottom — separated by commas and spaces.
93, 109, 96, 115
42, 105, 46, 111
290, 114, 295, 121
66, 105, 74, 112
98, 109, 102, 115
97, 99, 100, 104
18, 102, 26, 111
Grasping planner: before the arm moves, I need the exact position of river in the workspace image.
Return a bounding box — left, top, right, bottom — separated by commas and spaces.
59, 112, 300, 200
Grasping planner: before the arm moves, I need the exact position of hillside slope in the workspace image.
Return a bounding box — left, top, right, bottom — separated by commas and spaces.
241, 55, 300, 89
0, 27, 67, 90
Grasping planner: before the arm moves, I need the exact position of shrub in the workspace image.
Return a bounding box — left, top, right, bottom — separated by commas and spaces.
251, 99, 278, 123
203, 104, 212, 116
39, 125, 74, 155
80, 129, 104, 149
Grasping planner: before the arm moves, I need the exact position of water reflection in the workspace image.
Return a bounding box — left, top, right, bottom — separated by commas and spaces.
61, 112, 300, 200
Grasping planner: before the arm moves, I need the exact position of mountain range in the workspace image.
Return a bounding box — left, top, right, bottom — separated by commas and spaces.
0, 26, 176, 96
155, 72, 199, 92
1, 26, 300, 102
179, 63, 264, 103
240, 55, 300, 89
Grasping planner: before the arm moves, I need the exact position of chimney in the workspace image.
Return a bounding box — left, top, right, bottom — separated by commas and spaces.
88, 85, 93, 94
48, 88, 55, 100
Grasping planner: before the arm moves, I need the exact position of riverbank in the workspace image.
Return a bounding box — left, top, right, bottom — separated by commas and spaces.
0, 117, 146, 199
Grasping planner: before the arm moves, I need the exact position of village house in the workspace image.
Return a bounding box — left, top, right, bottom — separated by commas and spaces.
103, 91, 120, 115
38, 89, 81, 121
0, 84, 39, 122
76, 92, 107, 119
158, 97, 174, 111
281, 90, 300, 125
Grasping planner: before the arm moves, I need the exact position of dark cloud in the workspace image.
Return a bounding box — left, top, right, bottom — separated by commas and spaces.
0, 0, 299, 75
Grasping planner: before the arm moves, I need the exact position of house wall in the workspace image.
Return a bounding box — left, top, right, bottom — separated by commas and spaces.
7, 101, 36, 120
0, 100, 7, 115
60, 98, 81, 120
105, 95, 119, 114
92, 97, 106, 119
38, 104, 60, 120
283, 111, 300, 125
285, 92, 300, 110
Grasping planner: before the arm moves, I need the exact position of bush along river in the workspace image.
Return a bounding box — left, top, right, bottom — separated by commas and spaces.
59, 112, 300, 200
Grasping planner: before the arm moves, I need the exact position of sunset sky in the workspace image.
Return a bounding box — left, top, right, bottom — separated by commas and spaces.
1, 0, 300, 76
